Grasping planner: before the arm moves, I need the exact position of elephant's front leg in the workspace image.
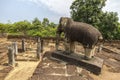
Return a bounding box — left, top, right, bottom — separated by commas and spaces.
64, 37, 71, 54
70, 42, 75, 53
56, 38, 59, 50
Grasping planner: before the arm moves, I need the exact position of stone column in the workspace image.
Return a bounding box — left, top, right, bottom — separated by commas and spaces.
12, 42, 18, 56
70, 42, 75, 53
36, 37, 41, 59
22, 39, 25, 52
7, 46, 15, 66
41, 39, 43, 53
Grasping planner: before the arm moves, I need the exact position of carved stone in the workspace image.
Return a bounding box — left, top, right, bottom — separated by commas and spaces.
52, 50, 104, 75
7, 46, 15, 66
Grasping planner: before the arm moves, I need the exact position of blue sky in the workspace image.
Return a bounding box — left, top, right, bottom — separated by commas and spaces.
0, 0, 120, 23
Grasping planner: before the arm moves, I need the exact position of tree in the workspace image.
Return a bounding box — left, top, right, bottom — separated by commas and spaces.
13, 20, 31, 35
70, 0, 106, 25
70, 0, 120, 40
31, 18, 43, 31
0, 23, 7, 35
49, 22, 56, 28
98, 12, 119, 39
32, 18, 41, 26
117, 24, 120, 39
42, 18, 49, 27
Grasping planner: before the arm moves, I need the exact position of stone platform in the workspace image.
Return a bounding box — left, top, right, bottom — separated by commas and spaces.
51, 50, 104, 75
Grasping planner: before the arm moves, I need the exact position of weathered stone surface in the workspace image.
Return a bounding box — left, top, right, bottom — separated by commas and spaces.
29, 51, 94, 80
52, 50, 104, 75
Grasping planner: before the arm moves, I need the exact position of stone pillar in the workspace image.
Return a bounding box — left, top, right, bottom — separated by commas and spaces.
41, 39, 43, 53
70, 42, 75, 53
36, 37, 41, 59
22, 39, 25, 52
7, 46, 15, 66
12, 42, 18, 56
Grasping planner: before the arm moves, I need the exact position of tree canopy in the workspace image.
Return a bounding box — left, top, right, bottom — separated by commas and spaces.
70, 0, 120, 40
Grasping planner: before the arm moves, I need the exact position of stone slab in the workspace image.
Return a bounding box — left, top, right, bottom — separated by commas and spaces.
51, 50, 104, 75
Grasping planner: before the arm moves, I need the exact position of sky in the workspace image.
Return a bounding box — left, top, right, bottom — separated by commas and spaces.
0, 0, 120, 23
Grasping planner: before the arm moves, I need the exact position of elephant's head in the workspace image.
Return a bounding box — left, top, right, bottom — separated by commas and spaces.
57, 17, 68, 34
57, 17, 73, 34
56, 17, 73, 50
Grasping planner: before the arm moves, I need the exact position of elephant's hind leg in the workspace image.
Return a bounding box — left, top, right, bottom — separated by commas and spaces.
84, 48, 93, 60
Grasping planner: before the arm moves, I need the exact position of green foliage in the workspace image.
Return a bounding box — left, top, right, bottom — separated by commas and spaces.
98, 12, 119, 39
13, 20, 31, 35
70, 0, 106, 24
70, 0, 120, 40
42, 18, 49, 27
0, 23, 6, 34
0, 18, 57, 37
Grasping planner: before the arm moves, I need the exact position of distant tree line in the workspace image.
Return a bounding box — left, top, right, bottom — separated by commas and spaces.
0, 18, 57, 37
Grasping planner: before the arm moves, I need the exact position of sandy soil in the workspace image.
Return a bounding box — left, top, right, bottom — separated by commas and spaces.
4, 40, 51, 80
4, 61, 39, 80
0, 38, 120, 80
90, 65, 120, 80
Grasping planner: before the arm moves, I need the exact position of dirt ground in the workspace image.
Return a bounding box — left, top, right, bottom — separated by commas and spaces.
0, 38, 120, 80
90, 65, 120, 80
4, 61, 39, 80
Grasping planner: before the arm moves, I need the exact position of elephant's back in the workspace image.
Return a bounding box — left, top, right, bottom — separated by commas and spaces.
67, 22, 102, 46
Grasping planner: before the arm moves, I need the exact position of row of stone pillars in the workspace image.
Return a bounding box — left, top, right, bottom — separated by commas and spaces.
7, 38, 43, 66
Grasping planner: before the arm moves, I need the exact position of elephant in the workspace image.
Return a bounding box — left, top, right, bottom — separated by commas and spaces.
56, 17, 103, 60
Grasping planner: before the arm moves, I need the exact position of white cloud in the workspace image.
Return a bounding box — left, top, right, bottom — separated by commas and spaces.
31, 0, 73, 16
28, 0, 74, 16
103, 0, 120, 21
19, 0, 120, 22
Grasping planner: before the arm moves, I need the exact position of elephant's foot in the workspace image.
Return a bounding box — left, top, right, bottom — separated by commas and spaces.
84, 56, 91, 60
70, 50, 74, 53
63, 50, 72, 55
84, 47, 96, 60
